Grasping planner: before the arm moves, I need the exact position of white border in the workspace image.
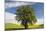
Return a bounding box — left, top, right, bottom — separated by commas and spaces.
0, 0, 45, 31
44, 1, 46, 31
0, 0, 4, 31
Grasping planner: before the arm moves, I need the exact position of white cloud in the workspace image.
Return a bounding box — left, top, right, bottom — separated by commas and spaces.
5, 2, 36, 9
36, 18, 44, 24
5, 12, 21, 25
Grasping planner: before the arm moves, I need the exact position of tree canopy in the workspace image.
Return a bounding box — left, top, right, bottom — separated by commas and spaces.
16, 5, 37, 25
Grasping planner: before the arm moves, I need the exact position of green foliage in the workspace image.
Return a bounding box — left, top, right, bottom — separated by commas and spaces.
16, 5, 37, 24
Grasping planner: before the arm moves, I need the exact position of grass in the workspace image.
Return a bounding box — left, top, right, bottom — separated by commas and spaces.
28, 24, 44, 29
5, 23, 44, 30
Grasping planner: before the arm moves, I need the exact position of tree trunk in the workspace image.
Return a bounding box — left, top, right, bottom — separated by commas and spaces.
22, 20, 28, 29
24, 20, 28, 29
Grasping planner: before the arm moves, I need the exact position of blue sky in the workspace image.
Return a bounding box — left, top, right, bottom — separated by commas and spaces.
32, 3, 44, 19
5, 1, 44, 24
5, 2, 44, 19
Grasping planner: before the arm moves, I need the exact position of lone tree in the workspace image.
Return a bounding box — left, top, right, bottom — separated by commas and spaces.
16, 5, 37, 29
